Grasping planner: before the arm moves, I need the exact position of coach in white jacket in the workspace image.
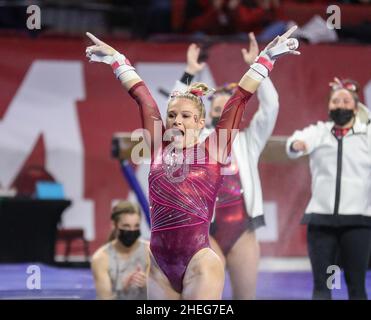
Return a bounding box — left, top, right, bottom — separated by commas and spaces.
172, 34, 279, 299
286, 78, 371, 300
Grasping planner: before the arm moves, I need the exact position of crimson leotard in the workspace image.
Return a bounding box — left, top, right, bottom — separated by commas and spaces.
212, 164, 251, 256
129, 81, 252, 292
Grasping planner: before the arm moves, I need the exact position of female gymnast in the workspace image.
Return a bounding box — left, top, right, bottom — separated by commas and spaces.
171, 33, 280, 299
86, 27, 299, 299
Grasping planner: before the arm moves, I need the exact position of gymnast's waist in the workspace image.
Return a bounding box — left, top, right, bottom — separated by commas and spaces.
150, 219, 209, 233
150, 223, 210, 252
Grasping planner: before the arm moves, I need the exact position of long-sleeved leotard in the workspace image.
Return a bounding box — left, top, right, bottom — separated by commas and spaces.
129, 81, 252, 292
173, 78, 279, 256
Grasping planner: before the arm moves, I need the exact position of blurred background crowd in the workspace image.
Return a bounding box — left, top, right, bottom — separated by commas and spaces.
0, 0, 370, 43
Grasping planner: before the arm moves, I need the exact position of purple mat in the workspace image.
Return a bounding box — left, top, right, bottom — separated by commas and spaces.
224, 270, 371, 300
1, 263, 370, 299
0, 263, 95, 299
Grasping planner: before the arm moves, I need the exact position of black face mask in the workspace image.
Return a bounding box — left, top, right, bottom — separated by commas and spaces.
211, 117, 221, 128
329, 108, 355, 126
118, 229, 140, 247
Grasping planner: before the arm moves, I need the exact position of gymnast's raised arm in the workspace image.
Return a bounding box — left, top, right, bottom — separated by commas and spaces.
208, 26, 300, 162
85, 32, 164, 150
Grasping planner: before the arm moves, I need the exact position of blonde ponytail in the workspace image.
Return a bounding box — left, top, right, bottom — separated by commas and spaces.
169, 82, 214, 118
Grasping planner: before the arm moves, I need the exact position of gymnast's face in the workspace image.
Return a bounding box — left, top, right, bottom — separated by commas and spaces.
328, 89, 357, 111
166, 98, 205, 148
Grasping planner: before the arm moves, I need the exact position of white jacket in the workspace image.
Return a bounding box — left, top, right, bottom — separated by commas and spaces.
286, 117, 371, 217
172, 78, 279, 225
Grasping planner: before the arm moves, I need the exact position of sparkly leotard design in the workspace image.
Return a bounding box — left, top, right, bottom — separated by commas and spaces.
211, 162, 251, 255
129, 81, 252, 292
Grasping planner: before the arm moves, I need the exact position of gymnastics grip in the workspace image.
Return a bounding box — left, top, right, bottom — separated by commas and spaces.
249, 38, 300, 81
267, 38, 299, 60
86, 48, 136, 80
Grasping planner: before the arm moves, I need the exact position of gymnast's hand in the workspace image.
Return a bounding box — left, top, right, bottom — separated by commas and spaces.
241, 32, 259, 66
262, 25, 300, 60
248, 25, 300, 81
85, 32, 138, 86
85, 32, 117, 63
185, 43, 206, 76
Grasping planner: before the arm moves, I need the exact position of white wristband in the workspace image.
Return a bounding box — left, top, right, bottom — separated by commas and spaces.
118, 69, 140, 83
246, 68, 265, 82
111, 52, 135, 79
249, 63, 268, 80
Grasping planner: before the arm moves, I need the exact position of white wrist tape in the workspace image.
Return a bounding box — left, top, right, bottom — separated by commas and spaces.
110, 52, 135, 79
117, 69, 140, 83
250, 56, 273, 79
87, 50, 135, 79
247, 66, 265, 82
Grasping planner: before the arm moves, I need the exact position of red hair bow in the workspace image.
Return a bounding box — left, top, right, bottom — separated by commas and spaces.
190, 89, 203, 97
329, 77, 357, 92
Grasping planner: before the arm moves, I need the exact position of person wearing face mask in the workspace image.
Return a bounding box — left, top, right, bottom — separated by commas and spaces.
91, 201, 149, 300
286, 78, 371, 300
171, 33, 279, 300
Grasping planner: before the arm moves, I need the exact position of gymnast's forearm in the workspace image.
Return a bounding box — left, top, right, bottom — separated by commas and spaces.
85, 32, 163, 136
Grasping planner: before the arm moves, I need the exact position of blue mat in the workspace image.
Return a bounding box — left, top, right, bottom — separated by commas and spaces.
1, 263, 370, 299
225, 270, 371, 300
0, 264, 95, 299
